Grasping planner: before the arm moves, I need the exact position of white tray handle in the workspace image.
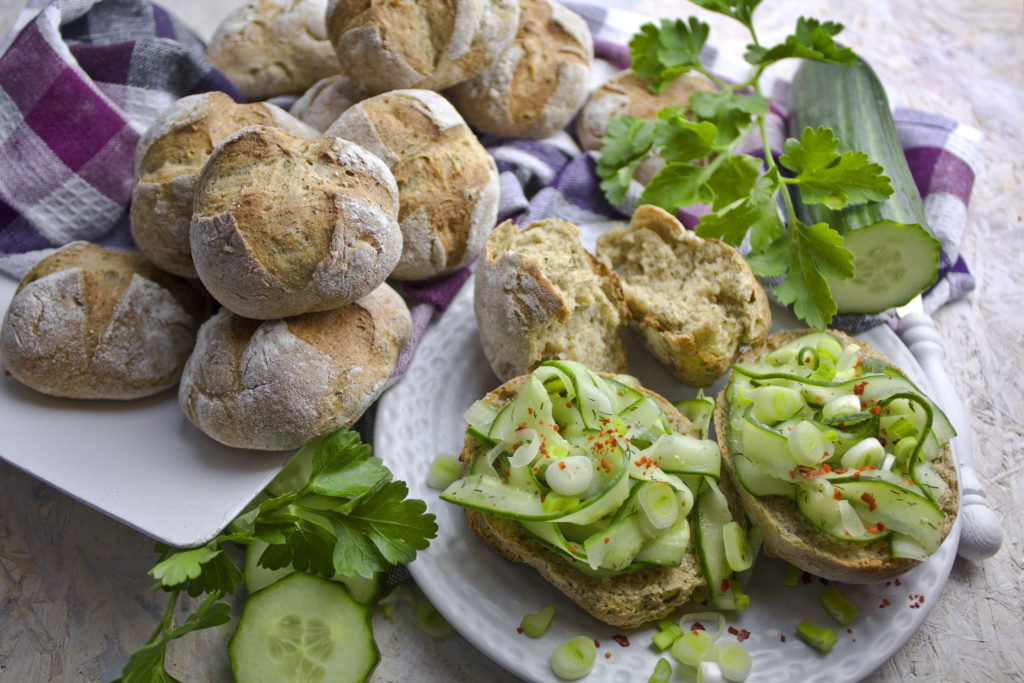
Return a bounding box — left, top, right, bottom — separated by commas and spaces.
897, 311, 1002, 561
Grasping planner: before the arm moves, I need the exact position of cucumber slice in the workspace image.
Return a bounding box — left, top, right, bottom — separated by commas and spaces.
229, 572, 379, 683
827, 221, 940, 313
244, 539, 382, 604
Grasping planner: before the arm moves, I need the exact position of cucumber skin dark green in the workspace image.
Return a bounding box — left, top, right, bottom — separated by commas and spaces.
788, 56, 929, 233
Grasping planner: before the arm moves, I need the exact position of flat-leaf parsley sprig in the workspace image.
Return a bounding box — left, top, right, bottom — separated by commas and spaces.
596, 0, 893, 329
116, 428, 438, 683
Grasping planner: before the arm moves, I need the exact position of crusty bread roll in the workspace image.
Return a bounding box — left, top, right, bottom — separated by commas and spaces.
595, 205, 770, 387
577, 70, 715, 183
0, 242, 210, 400
190, 124, 402, 319
178, 282, 411, 451
326, 0, 519, 94
130, 91, 317, 279
461, 375, 708, 629
207, 0, 342, 101
445, 0, 592, 139
289, 75, 368, 132
714, 329, 960, 582
474, 218, 628, 382
326, 89, 499, 280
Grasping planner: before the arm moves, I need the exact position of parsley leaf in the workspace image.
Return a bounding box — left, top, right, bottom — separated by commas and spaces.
641, 162, 716, 212
150, 544, 242, 598
688, 0, 761, 28
308, 428, 392, 497
595, 115, 656, 204
696, 167, 784, 249
780, 126, 893, 209
745, 17, 856, 66
688, 89, 770, 145
653, 107, 720, 162
630, 18, 709, 92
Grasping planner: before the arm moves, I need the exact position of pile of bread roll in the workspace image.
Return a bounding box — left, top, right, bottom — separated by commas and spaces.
1, 0, 764, 452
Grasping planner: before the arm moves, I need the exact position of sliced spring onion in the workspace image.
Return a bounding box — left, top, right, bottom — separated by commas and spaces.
840, 437, 884, 469
838, 499, 867, 537
821, 587, 858, 626
787, 420, 826, 466
751, 386, 804, 424
671, 629, 716, 667
638, 481, 680, 533
722, 521, 753, 572
550, 635, 597, 680
836, 343, 861, 373
463, 399, 498, 435
716, 641, 752, 681
816, 334, 843, 364
652, 619, 684, 650
822, 394, 862, 420
796, 619, 837, 653
415, 597, 454, 638
698, 661, 725, 683
508, 429, 542, 467
678, 612, 726, 642
544, 455, 594, 496
648, 657, 672, 683
426, 453, 461, 490
782, 563, 803, 587
520, 604, 555, 638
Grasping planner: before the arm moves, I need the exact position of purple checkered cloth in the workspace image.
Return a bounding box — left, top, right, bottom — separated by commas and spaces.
0, 0, 980, 355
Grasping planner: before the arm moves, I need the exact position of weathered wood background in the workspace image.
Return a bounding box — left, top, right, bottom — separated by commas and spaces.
1, 0, 1021, 681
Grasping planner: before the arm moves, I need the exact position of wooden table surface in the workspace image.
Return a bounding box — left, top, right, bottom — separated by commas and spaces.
1, 1, 1021, 681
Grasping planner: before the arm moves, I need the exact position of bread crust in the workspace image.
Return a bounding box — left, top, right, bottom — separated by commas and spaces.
473, 219, 629, 382
0, 242, 210, 399
596, 205, 771, 387
461, 375, 708, 629
190, 125, 402, 319
446, 0, 592, 139
290, 75, 368, 132
178, 282, 411, 450
713, 329, 960, 582
326, 89, 499, 280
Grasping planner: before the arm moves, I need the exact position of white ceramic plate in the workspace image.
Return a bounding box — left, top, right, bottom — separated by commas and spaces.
0, 275, 292, 548
375, 277, 959, 683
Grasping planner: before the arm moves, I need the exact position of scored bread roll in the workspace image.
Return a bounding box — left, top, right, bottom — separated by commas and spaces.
326, 0, 520, 94
207, 0, 343, 101
178, 282, 411, 451
131, 91, 317, 279
445, 0, 593, 139
595, 205, 770, 387
0, 242, 211, 400
326, 89, 499, 280
474, 218, 628, 382
289, 75, 368, 132
190, 125, 402, 319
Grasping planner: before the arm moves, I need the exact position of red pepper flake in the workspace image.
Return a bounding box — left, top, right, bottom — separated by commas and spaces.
728, 626, 738, 635
780, 634, 787, 643
593, 639, 600, 648
601, 458, 611, 471
879, 598, 891, 609
566, 401, 573, 408
516, 627, 523, 634
612, 634, 630, 647
527, 407, 534, 415
691, 622, 705, 631
871, 404, 883, 415
853, 381, 868, 395
720, 579, 730, 594
877, 522, 886, 531
846, 628, 853, 634
860, 492, 878, 511
558, 462, 566, 470
736, 629, 751, 642
603, 537, 610, 544
569, 545, 578, 552
604, 652, 612, 659
895, 578, 902, 586
832, 489, 843, 501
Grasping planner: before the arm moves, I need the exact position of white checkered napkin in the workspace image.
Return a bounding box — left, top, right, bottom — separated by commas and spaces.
0, 0, 240, 279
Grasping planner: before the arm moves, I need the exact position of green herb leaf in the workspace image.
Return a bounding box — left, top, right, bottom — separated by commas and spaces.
630, 18, 709, 93
653, 107, 720, 162
150, 545, 242, 598
696, 167, 785, 249
687, 0, 761, 28
309, 428, 392, 498
688, 90, 770, 146
745, 16, 856, 66
780, 126, 893, 209
641, 162, 716, 212
596, 115, 657, 204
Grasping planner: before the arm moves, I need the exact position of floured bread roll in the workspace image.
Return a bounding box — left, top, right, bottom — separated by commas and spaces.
577, 70, 715, 183
326, 0, 520, 94
207, 0, 342, 101
326, 89, 499, 280
446, 0, 592, 139
190, 125, 402, 319
595, 205, 771, 387
474, 219, 628, 381
0, 242, 211, 400
289, 75, 368, 132
178, 283, 411, 450
130, 91, 316, 278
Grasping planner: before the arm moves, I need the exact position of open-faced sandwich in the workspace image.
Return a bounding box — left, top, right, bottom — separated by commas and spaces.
714, 329, 959, 582
440, 360, 750, 629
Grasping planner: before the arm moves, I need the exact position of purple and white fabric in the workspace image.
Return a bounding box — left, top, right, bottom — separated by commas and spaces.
0, 0, 980, 351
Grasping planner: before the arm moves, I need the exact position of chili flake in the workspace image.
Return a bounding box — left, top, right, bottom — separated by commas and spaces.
860, 492, 878, 511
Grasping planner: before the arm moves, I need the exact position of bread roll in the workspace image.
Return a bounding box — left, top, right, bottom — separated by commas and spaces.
326, 0, 519, 94
474, 218, 628, 381
595, 205, 770, 387
289, 75, 368, 132
577, 70, 715, 183
326, 89, 499, 280
178, 283, 411, 451
714, 329, 960, 582
190, 124, 402, 319
0, 242, 210, 400
446, 0, 592, 139
207, 0, 342, 101
130, 91, 317, 279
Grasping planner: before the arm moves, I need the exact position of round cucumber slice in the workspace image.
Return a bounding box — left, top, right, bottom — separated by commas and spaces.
828, 221, 940, 314
230, 572, 379, 683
